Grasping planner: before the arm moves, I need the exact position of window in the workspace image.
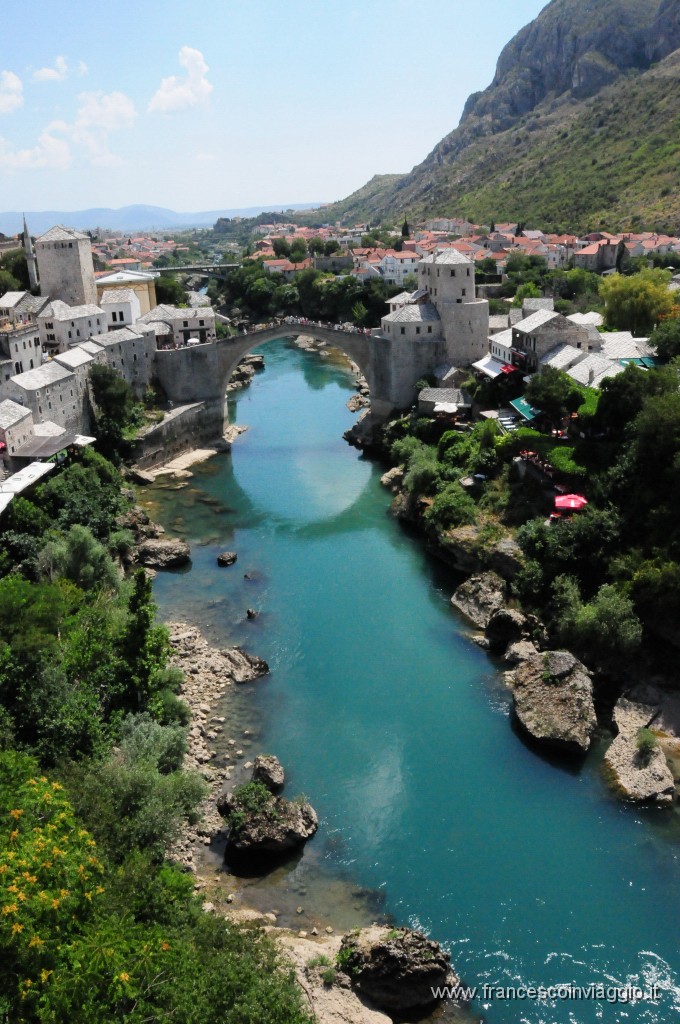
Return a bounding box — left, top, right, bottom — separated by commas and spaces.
183, 320, 188, 328
199, 319, 204, 326
427, 326, 432, 333
451, 269, 455, 277
400, 327, 405, 335
416, 326, 420, 335
68, 331, 72, 339
462, 288, 466, 296
112, 312, 117, 322
119, 311, 124, 320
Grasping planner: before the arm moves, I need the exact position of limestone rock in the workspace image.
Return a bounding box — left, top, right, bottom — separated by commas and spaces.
217, 551, 238, 567
510, 650, 597, 754
485, 607, 526, 653
220, 788, 318, 861
128, 467, 155, 485
451, 570, 506, 628
380, 466, 405, 492
603, 697, 674, 804
136, 537, 190, 569
504, 639, 538, 664
279, 931, 391, 1024
337, 925, 459, 1014
252, 754, 285, 793
604, 734, 675, 804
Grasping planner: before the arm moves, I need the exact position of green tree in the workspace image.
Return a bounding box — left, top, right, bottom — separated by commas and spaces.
401, 218, 410, 238
120, 571, 170, 710
525, 366, 581, 425
511, 281, 542, 307
651, 316, 680, 362
324, 239, 340, 256
600, 269, 674, 335
307, 236, 326, 255
155, 274, 188, 306
0, 249, 29, 290
38, 525, 119, 593
272, 237, 290, 258
89, 364, 138, 462
0, 268, 20, 293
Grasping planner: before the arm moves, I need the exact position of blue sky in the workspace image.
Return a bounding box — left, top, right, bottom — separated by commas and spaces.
1, 0, 546, 213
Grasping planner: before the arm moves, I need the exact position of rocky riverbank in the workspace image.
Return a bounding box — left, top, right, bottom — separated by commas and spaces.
165, 621, 269, 871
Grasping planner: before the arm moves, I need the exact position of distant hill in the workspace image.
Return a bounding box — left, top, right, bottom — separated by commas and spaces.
321, 0, 680, 233
0, 203, 323, 236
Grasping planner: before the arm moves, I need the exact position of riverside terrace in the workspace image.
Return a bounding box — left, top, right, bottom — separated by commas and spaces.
152, 318, 452, 425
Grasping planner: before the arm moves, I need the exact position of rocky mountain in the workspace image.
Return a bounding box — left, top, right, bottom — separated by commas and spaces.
324, 0, 680, 232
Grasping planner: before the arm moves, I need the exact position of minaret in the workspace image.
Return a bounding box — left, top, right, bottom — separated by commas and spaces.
23, 215, 39, 291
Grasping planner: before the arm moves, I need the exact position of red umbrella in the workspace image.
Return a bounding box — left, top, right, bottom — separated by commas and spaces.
555, 494, 588, 510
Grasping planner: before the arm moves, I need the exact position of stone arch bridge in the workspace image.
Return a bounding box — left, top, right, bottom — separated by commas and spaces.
152, 322, 448, 432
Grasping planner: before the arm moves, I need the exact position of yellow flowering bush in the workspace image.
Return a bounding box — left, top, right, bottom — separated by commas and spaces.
0, 752, 105, 1013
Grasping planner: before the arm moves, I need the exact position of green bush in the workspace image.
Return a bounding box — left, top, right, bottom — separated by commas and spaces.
425, 484, 477, 531
403, 446, 440, 495
636, 728, 657, 765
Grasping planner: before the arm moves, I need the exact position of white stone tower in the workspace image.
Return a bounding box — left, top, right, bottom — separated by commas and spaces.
35, 225, 97, 306
22, 215, 39, 291
418, 250, 489, 365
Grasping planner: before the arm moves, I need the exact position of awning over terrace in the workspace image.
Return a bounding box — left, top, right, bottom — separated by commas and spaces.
509, 396, 540, 422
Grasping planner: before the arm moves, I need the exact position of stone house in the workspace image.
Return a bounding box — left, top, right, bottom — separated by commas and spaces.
137, 304, 216, 347
510, 310, 591, 372
0, 399, 34, 461
100, 288, 142, 329
37, 299, 106, 354
0, 361, 81, 432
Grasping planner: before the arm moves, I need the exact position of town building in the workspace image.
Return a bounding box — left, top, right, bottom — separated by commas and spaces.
0, 398, 34, 461
99, 288, 142, 329
37, 299, 106, 354
35, 225, 98, 306
95, 269, 158, 316
137, 304, 216, 347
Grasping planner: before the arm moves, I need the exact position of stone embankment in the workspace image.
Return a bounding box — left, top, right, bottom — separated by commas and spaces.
165, 621, 269, 871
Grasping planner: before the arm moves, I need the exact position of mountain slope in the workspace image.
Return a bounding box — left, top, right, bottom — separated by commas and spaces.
324, 0, 680, 232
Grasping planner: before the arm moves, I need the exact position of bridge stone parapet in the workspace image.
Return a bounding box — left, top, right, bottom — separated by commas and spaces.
151, 321, 450, 434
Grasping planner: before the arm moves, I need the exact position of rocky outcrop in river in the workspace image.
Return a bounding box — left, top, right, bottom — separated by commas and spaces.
451, 571, 506, 628
337, 925, 459, 1015
509, 650, 597, 754
219, 783, 318, 863
137, 537, 191, 569
604, 697, 675, 804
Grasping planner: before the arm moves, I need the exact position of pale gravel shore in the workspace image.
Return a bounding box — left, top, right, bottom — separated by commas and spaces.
147, 426, 248, 479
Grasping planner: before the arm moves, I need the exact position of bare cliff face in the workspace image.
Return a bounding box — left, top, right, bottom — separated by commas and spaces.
422, 0, 658, 166
326, 0, 680, 229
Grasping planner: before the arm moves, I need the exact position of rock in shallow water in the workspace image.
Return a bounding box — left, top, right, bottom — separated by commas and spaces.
450, 570, 506, 628
337, 925, 460, 1014
217, 551, 237, 567
136, 537, 190, 569
252, 754, 285, 793
510, 650, 597, 754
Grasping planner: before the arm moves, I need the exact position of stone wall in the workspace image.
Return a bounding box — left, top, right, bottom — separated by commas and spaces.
132, 401, 222, 468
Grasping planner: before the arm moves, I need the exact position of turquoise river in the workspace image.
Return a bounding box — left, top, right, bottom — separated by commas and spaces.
149, 339, 680, 1024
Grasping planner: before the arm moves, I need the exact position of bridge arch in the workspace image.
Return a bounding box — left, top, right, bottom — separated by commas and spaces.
151, 320, 448, 437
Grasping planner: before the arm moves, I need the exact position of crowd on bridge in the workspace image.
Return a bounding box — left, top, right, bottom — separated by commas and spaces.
239, 317, 374, 336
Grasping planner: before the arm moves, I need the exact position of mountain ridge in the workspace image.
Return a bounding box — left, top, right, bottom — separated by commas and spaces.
0, 203, 323, 236
321, 0, 680, 232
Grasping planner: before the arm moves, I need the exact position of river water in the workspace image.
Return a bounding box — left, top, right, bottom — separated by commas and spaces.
149, 339, 680, 1024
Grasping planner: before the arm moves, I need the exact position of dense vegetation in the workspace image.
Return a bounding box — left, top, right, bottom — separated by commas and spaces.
0, 449, 312, 1023
382, 350, 680, 679
218, 258, 401, 326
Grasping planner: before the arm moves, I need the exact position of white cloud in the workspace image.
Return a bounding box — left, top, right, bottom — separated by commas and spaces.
33, 56, 68, 82
0, 128, 71, 171
148, 46, 213, 114
0, 70, 23, 114
48, 90, 137, 166
77, 61, 88, 76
